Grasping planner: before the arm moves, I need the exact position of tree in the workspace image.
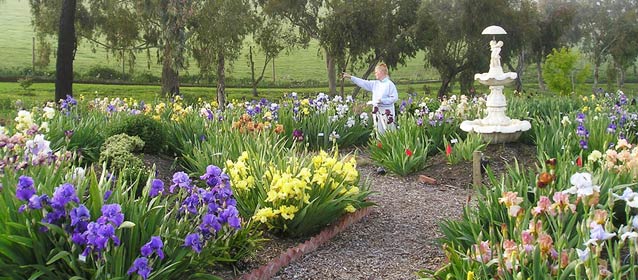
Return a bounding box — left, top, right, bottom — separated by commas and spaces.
530, 1, 578, 91
84, 1, 144, 78
502, 0, 540, 93
30, 0, 91, 100
258, 0, 343, 96
542, 47, 590, 95
190, 0, 254, 108
247, 10, 308, 97
349, 0, 427, 97
55, 0, 77, 102
30, 0, 196, 97
417, 0, 514, 98
137, 0, 197, 96
608, 5, 638, 89
578, 0, 630, 90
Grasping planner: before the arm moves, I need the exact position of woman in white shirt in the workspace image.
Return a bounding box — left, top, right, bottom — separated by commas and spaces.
343, 63, 399, 136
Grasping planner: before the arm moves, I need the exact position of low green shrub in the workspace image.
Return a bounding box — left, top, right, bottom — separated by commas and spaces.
107, 114, 166, 154
99, 133, 147, 189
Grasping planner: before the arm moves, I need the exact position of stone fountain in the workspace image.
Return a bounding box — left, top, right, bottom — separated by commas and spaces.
460, 25, 531, 143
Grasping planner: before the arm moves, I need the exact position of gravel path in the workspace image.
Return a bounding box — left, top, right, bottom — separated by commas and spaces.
272, 165, 473, 280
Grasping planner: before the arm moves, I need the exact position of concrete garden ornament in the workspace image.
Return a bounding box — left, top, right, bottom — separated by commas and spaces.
460, 25, 531, 143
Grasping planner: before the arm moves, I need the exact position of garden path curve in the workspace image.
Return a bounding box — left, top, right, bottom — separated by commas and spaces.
270, 164, 473, 280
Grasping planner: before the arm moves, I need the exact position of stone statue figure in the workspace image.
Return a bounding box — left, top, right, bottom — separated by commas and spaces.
489, 40, 503, 69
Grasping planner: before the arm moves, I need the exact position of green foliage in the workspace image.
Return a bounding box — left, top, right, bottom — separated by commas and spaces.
106, 114, 166, 154
444, 133, 486, 165
228, 149, 373, 237
84, 66, 128, 81
542, 47, 591, 95
17, 76, 34, 92
99, 133, 147, 190
368, 114, 430, 176
48, 110, 108, 164
0, 163, 261, 279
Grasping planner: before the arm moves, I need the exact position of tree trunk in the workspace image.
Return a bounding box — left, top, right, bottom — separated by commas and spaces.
536, 60, 546, 91
514, 50, 525, 93
216, 52, 226, 111
593, 61, 600, 90
55, 0, 76, 102
161, 44, 179, 96
352, 56, 381, 98
326, 52, 337, 96
249, 46, 258, 97
438, 76, 452, 99
618, 65, 625, 89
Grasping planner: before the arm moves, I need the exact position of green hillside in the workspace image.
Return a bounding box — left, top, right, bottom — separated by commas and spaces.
0, 1, 437, 83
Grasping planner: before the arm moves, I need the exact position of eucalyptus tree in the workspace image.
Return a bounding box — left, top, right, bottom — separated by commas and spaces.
258, 0, 423, 96
319, 0, 384, 96
608, 4, 638, 88
257, 0, 359, 95
529, 0, 578, 91
30, 0, 197, 97
247, 8, 309, 97
347, 0, 426, 97
577, 0, 636, 89
417, 0, 515, 98
86, 1, 145, 77
502, 0, 540, 92
257, 0, 335, 95
190, 0, 254, 108
137, 0, 198, 96
55, 0, 77, 101
29, 0, 92, 101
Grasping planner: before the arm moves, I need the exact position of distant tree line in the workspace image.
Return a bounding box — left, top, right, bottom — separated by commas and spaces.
29, 0, 638, 103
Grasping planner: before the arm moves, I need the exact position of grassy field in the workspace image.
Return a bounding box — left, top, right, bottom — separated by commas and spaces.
0, 1, 439, 83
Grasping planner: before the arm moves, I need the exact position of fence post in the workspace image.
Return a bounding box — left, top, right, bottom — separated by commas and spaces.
472, 151, 482, 187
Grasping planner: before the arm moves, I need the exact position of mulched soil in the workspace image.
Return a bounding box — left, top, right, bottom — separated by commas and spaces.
144, 142, 538, 279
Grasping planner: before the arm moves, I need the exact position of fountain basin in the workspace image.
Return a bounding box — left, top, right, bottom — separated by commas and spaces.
460, 119, 531, 143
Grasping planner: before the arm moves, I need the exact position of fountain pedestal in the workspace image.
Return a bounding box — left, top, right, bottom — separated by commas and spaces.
460, 26, 531, 144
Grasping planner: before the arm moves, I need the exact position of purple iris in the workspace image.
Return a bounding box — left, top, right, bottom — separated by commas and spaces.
80, 222, 121, 257
50, 183, 79, 209
181, 193, 201, 214
579, 139, 588, 150
205, 109, 214, 120
170, 172, 192, 193
184, 233, 202, 253
28, 194, 48, 210
42, 209, 66, 225
103, 190, 112, 202
292, 129, 304, 142
200, 213, 222, 234
576, 112, 586, 123
16, 175, 35, 201
200, 165, 222, 187
127, 257, 152, 280
64, 130, 74, 139
220, 205, 241, 229
140, 236, 164, 260
607, 123, 617, 134
149, 179, 164, 198
70, 204, 90, 232
576, 124, 589, 137
98, 204, 124, 227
